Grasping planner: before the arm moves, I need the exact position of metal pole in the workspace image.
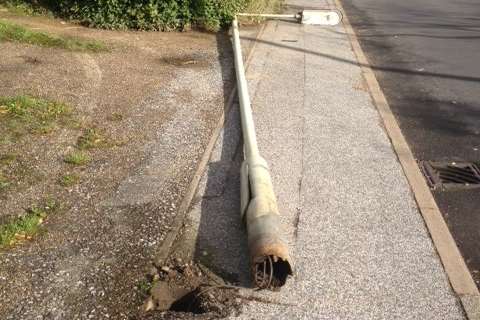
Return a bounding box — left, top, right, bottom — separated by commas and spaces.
232, 17, 293, 289
236, 13, 300, 20
232, 18, 260, 161
238, 10, 343, 26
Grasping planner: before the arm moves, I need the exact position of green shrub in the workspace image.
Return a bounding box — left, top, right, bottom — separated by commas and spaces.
191, 0, 246, 31
58, 0, 192, 31
1, 0, 281, 31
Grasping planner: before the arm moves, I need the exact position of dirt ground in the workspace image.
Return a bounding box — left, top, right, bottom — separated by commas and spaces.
0, 11, 238, 320
140, 258, 243, 320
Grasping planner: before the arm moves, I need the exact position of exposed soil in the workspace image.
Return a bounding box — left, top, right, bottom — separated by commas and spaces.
0, 11, 237, 320
138, 259, 243, 320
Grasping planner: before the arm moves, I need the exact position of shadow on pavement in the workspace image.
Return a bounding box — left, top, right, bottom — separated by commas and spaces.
239, 35, 480, 83
190, 32, 251, 287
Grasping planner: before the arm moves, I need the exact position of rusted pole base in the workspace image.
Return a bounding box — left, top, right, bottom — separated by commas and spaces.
241, 157, 293, 289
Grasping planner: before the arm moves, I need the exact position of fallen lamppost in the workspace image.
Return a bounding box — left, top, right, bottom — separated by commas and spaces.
231, 10, 342, 289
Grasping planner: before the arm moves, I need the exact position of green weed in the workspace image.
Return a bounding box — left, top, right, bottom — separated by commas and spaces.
0, 200, 59, 248
76, 128, 110, 150
64, 151, 90, 165
137, 279, 153, 297
58, 173, 80, 187
0, 95, 71, 139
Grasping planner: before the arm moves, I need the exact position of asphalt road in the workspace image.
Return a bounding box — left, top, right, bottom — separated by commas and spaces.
340, 0, 480, 287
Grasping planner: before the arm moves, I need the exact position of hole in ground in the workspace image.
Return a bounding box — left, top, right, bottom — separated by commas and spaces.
169, 287, 205, 314
146, 261, 242, 318
163, 284, 242, 317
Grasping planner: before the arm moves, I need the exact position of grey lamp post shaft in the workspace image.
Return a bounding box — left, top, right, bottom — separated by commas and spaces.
232, 18, 260, 161
231, 9, 341, 289
232, 17, 293, 289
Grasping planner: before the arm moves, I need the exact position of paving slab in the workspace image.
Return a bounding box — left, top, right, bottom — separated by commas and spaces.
182, 0, 467, 319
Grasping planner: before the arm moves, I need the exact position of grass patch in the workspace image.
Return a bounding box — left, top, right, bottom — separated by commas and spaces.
76, 128, 111, 150
58, 173, 80, 187
64, 151, 90, 165
0, 199, 59, 248
0, 95, 71, 140
0, 20, 107, 52
76, 127, 125, 149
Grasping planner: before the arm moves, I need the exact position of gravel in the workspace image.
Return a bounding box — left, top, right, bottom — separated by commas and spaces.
0, 15, 235, 320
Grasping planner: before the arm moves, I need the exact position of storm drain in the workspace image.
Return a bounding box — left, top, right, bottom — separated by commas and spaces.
420, 161, 480, 190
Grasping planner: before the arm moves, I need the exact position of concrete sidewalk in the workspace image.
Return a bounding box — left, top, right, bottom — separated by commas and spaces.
183, 0, 466, 318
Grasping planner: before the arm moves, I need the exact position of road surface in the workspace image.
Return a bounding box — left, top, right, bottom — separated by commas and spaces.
341, 0, 480, 288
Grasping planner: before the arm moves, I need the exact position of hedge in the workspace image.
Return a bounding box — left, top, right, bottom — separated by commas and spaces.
58, 0, 193, 31
192, 0, 246, 31
0, 0, 269, 31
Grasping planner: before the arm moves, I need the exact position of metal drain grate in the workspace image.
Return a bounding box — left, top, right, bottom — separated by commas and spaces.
420, 161, 480, 190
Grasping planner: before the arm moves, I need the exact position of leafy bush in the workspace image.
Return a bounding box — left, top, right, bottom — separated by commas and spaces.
191, 0, 246, 31
54, 0, 192, 31
1, 0, 281, 31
